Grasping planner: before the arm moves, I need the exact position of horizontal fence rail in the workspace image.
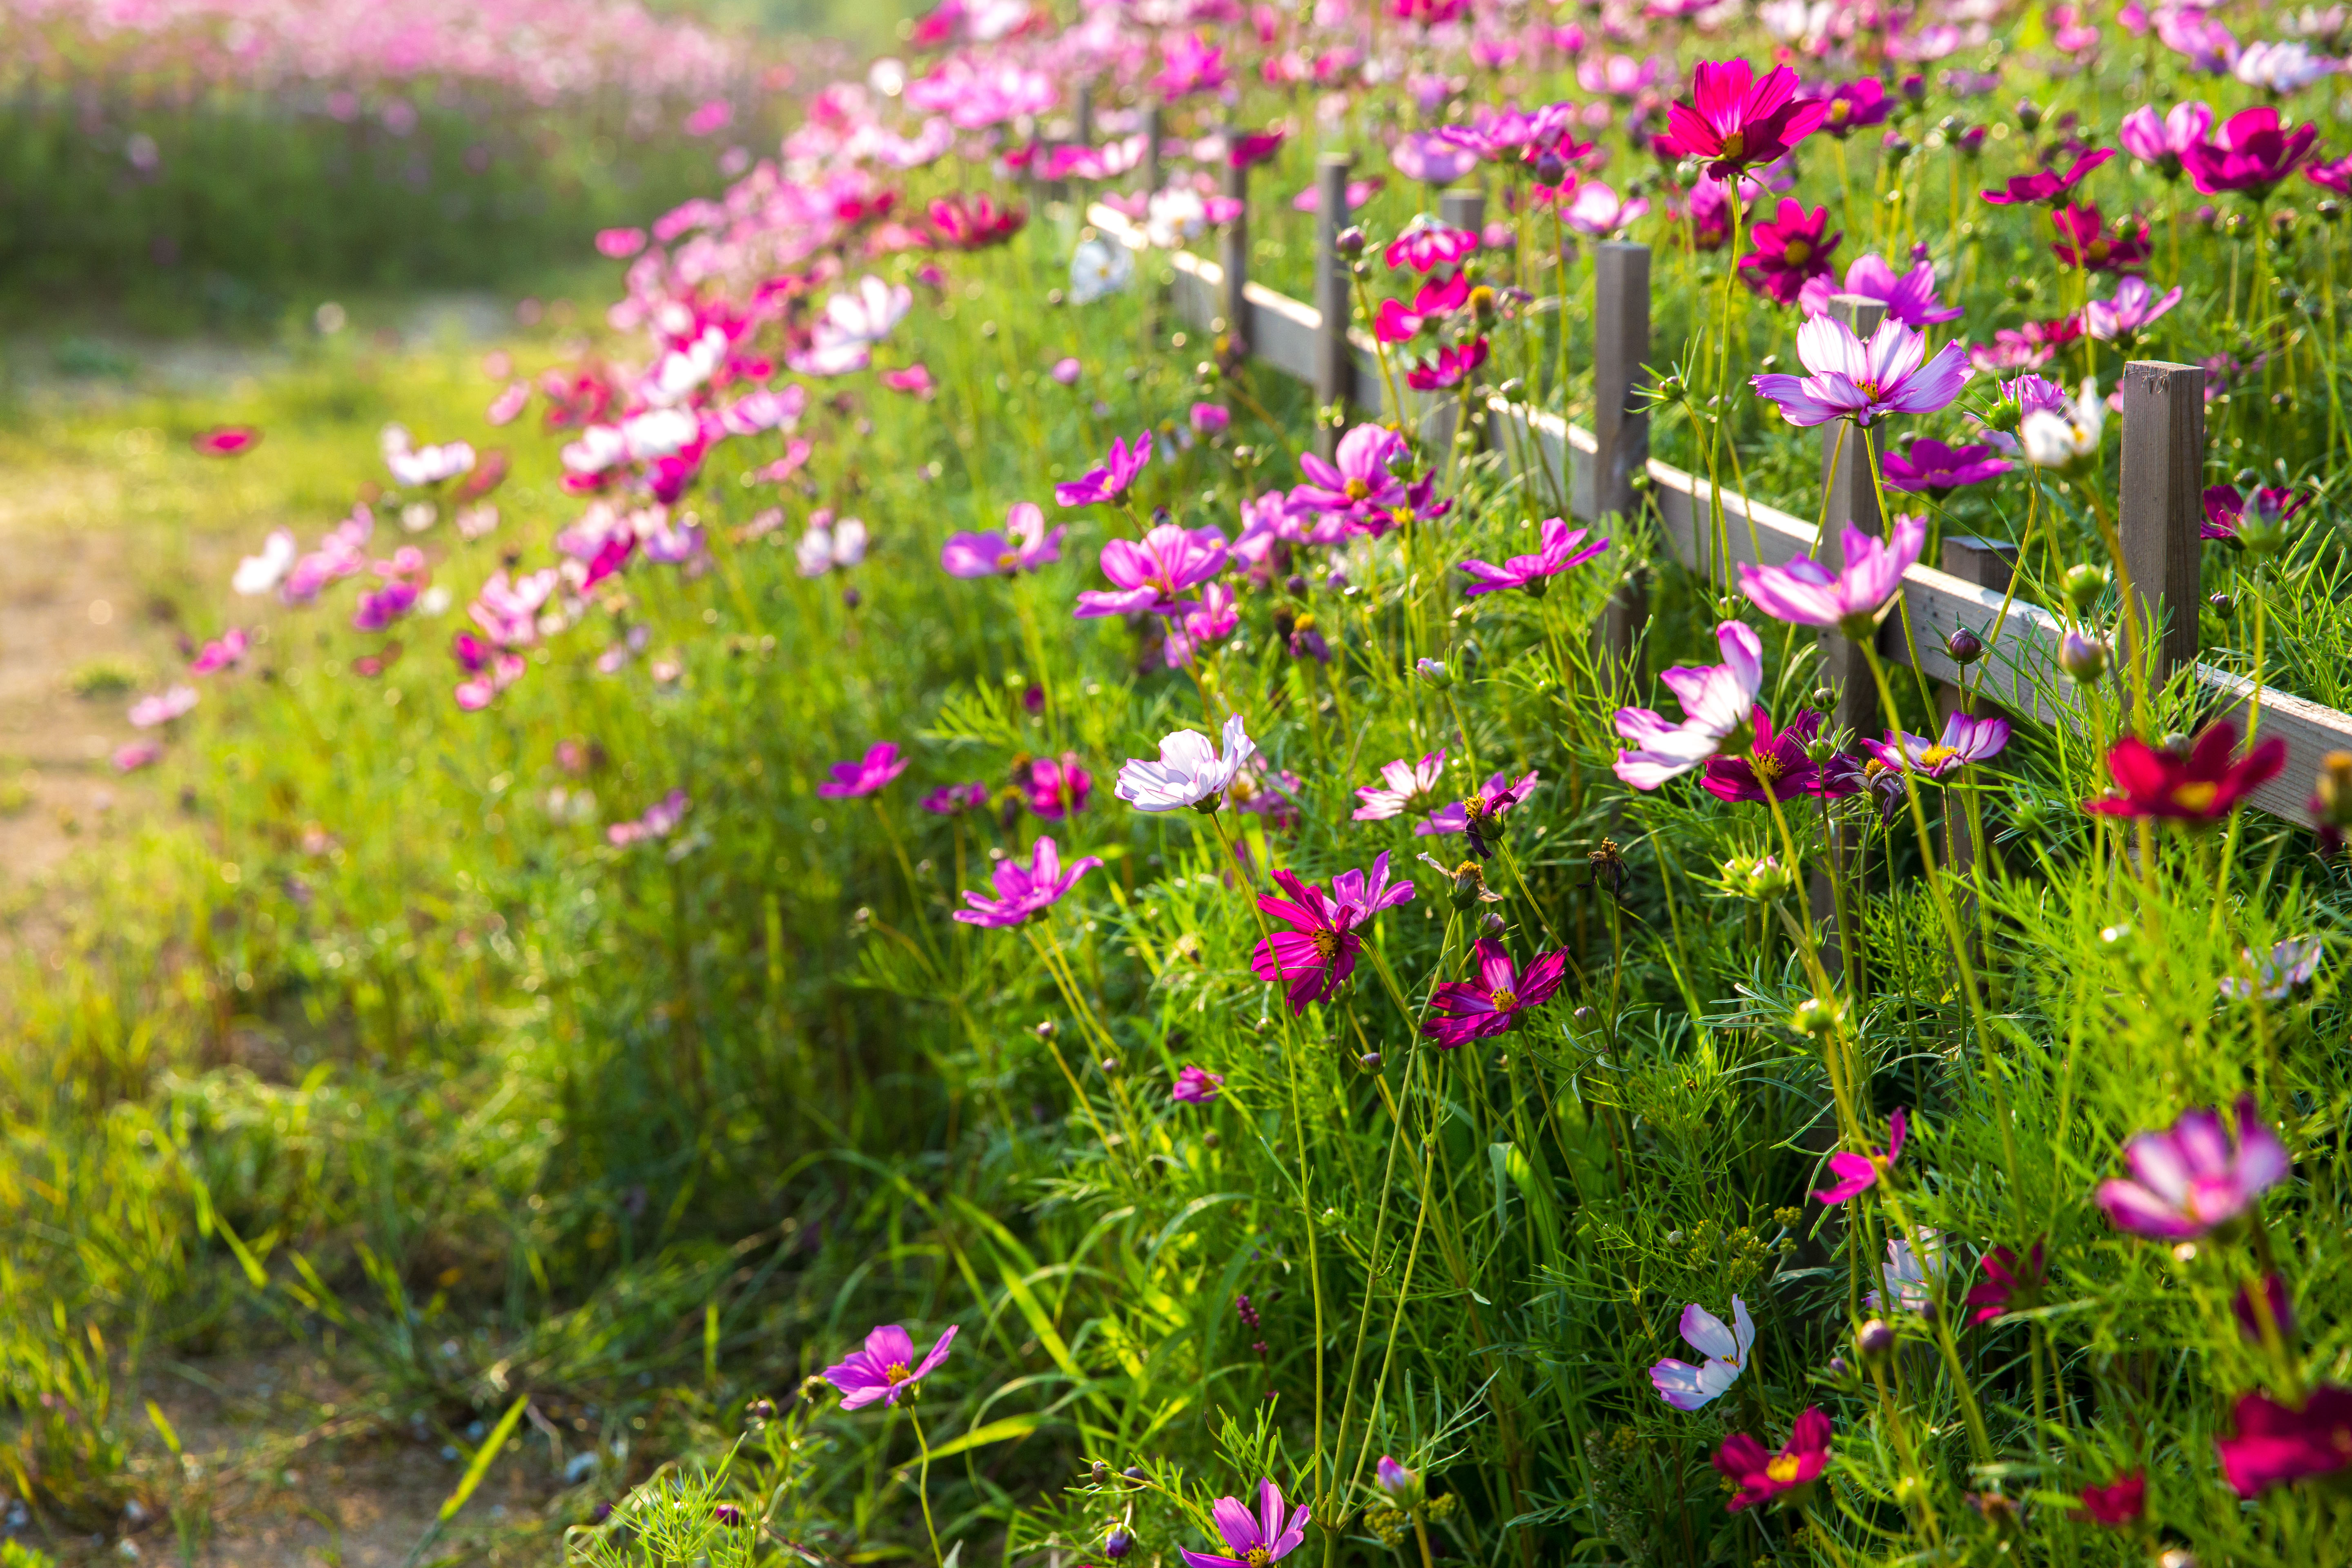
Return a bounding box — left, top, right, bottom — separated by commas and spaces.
1084, 196, 2352, 829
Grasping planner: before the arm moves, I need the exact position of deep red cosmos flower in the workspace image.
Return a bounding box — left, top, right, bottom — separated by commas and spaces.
1981, 147, 2114, 206
1701, 708, 1862, 803
1714, 1407, 1833, 1512
2048, 203, 2149, 272
1738, 199, 1840, 306
1964, 1238, 2047, 1324
2074, 1472, 2145, 1525
2217, 1385, 2352, 1498
2080, 722, 2286, 822
2184, 107, 2318, 198
193, 425, 262, 456
1662, 60, 1831, 180
929, 192, 1028, 250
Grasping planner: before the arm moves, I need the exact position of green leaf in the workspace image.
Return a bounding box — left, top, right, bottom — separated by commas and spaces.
438, 1395, 529, 1524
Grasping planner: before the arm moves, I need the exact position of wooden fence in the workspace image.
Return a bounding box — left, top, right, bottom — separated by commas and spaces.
1081, 160, 2352, 829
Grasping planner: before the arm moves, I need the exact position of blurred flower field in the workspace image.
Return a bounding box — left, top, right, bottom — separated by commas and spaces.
9, 0, 2352, 1564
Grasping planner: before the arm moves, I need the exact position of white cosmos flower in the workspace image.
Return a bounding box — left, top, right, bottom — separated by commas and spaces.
2234, 39, 2337, 93
1115, 713, 1256, 812
233, 527, 298, 595
388, 440, 475, 488
797, 516, 869, 577
2019, 378, 2105, 468
790, 276, 913, 376
1068, 236, 1134, 305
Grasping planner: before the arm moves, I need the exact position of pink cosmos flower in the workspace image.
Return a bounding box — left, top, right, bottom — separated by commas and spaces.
2201, 483, 2310, 543
1252, 852, 1414, 1011
189, 628, 249, 674
880, 364, 938, 399
1074, 524, 1229, 617
1178, 1481, 1310, 1568
1810, 77, 1893, 138
922, 782, 989, 815
1965, 1240, 2048, 1325
1796, 253, 1962, 326
1752, 316, 1972, 427
1614, 622, 1765, 789
2119, 101, 2212, 176
1051, 358, 1082, 385
193, 426, 261, 457
1416, 769, 1538, 858
1292, 176, 1385, 213
1715, 1409, 1833, 1512
2049, 203, 2150, 272
1565, 181, 1649, 236
1390, 132, 1480, 185
1863, 711, 2012, 780
113, 737, 164, 771
1814, 1107, 1908, 1203
2185, 107, 2318, 196
452, 631, 526, 712
2085, 276, 2184, 343
1650, 1296, 1755, 1410
818, 742, 910, 799
129, 685, 198, 728
1405, 337, 1490, 391
1165, 581, 1240, 667
1155, 33, 1230, 99
1423, 938, 1570, 1047
1025, 754, 1093, 820
1457, 519, 1610, 596
1173, 1065, 1225, 1104
486, 382, 530, 425
608, 790, 690, 846
1882, 438, 2011, 493
942, 501, 1066, 577
2218, 1388, 2352, 1497
1383, 218, 1481, 273
1739, 512, 1927, 636
1738, 199, 1840, 306
595, 227, 647, 258
2097, 1096, 2290, 1238
1373, 272, 1471, 343
1354, 748, 1447, 822
822, 1323, 958, 1410
1292, 424, 1409, 525
1056, 432, 1153, 507
953, 836, 1104, 927
1661, 60, 1830, 179
1981, 147, 2115, 205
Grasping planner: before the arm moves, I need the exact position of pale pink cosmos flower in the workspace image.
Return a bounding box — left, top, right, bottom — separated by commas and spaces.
1795, 253, 1964, 326
942, 501, 1065, 577
1613, 622, 1765, 789
2098, 1097, 2290, 1239
233, 528, 298, 596
1165, 581, 1239, 667
608, 790, 690, 846
1650, 1296, 1756, 1411
2084, 276, 2185, 343
114, 739, 164, 772
1116, 713, 1255, 812
1354, 748, 1448, 822
1565, 181, 1649, 236
1457, 519, 1610, 597
189, 628, 248, 674
1863, 712, 2011, 780
129, 685, 198, 728
486, 382, 530, 426
1751, 315, 1973, 427
1738, 512, 1927, 637
2118, 101, 2213, 172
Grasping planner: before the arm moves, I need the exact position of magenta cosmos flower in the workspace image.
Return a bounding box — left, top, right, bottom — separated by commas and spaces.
1740, 513, 1926, 636
2097, 1096, 2290, 1238
942, 501, 1066, 577
2201, 483, 2310, 543
1814, 1107, 1907, 1203
1056, 432, 1153, 507
193, 425, 261, 456
1458, 519, 1609, 597
818, 742, 909, 798
1882, 438, 2010, 494
1702, 708, 1861, 803
1863, 710, 2011, 780
2119, 101, 2212, 178
1981, 147, 2114, 206
953, 836, 1103, 927
1405, 338, 1489, 391
1738, 199, 1840, 306
1417, 769, 1538, 859
1179, 1481, 1310, 1568
1614, 621, 1764, 789
1964, 1239, 2047, 1325
1074, 524, 1229, 617
2185, 107, 2317, 196
1715, 1409, 1833, 1512
1423, 938, 1570, 1047
1661, 60, 1830, 179
2218, 1388, 2352, 1498
1172, 1065, 1225, 1104
1383, 218, 1480, 273
1751, 317, 1972, 427
2049, 203, 2149, 273
1796, 252, 1962, 326
1252, 853, 1414, 1011
823, 1323, 958, 1409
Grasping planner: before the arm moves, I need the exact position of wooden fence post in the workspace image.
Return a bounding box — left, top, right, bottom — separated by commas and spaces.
1592, 242, 1652, 675
1314, 152, 1356, 459
1936, 535, 2018, 880
1220, 146, 1250, 354
1072, 82, 1092, 148
1140, 104, 1162, 199
2118, 360, 2207, 684
1439, 186, 1486, 234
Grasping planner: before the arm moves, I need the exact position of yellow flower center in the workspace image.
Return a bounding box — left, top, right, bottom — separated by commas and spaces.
1751, 751, 1785, 783
2087, 238, 2111, 262
1721, 129, 1747, 160
1345, 478, 1370, 500
1783, 238, 1812, 265
886, 1361, 913, 1384
1827, 101, 1851, 125
1490, 988, 1518, 1011
996, 550, 1020, 570
1246, 1552, 1270, 1568
1918, 745, 1958, 768
2173, 781, 2220, 812
1765, 1454, 1804, 1484
1312, 927, 1342, 962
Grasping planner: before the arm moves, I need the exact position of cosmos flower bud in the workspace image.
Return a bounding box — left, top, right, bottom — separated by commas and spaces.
1441, 859, 1489, 910
1791, 994, 1843, 1037
1123, 1466, 1147, 1482
1415, 657, 1453, 688
1092, 1461, 1112, 1486
2237, 509, 2290, 558
2058, 629, 2109, 682
746, 1397, 777, 1423
1855, 1318, 1898, 1361
2060, 563, 2109, 612
1827, 1355, 1849, 1376
2015, 98, 2042, 132
1035, 1020, 1058, 1039
1334, 225, 1366, 259
1375, 1456, 1425, 1508
1945, 626, 1984, 666
716, 1503, 746, 1526
1725, 854, 1795, 901
1359, 1051, 1383, 1071
1533, 150, 1568, 186
1105, 1528, 1135, 1559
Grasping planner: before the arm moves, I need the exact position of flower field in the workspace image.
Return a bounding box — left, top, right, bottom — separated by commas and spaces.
11, 0, 2352, 1564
